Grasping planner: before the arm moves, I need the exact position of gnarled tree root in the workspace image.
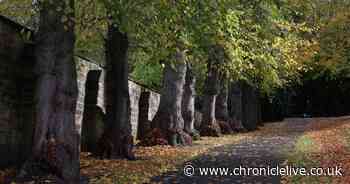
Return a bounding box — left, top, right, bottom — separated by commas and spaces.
186, 129, 201, 141
200, 122, 222, 137
229, 119, 248, 133
217, 120, 234, 134
138, 128, 193, 146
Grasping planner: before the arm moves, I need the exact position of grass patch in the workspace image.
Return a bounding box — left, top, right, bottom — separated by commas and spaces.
283, 118, 350, 184
287, 135, 318, 166
284, 135, 323, 184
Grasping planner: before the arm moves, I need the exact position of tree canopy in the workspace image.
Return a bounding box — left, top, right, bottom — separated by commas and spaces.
1, 0, 349, 93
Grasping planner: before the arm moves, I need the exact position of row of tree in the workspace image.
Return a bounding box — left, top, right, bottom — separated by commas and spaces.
1, 0, 349, 183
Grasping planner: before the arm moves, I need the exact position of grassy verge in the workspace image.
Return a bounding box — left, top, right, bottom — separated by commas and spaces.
283, 135, 324, 184
283, 118, 350, 184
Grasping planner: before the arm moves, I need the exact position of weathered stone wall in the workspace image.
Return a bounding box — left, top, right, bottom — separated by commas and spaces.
0, 16, 36, 167
128, 80, 142, 137
75, 58, 154, 138
137, 90, 161, 139
0, 16, 161, 166
75, 57, 106, 135
148, 91, 161, 121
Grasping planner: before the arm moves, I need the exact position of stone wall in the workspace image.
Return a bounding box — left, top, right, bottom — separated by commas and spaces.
128, 81, 142, 137
0, 16, 36, 167
137, 90, 161, 139
75, 57, 106, 135
75, 58, 158, 138
0, 15, 161, 167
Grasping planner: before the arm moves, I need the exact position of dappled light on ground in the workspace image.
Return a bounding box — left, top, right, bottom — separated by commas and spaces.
80, 135, 249, 183
1, 117, 350, 183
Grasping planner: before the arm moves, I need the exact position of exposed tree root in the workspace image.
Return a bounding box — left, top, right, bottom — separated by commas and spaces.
229, 119, 248, 132
217, 120, 234, 134
200, 121, 222, 137
138, 128, 193, 146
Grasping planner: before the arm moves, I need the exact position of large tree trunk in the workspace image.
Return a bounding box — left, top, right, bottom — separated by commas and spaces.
103, 25, 134, 160
150, 51, 192, 146
216, 83, 230, 121
81, 70, 103, 153
200, 45, 224, 137
227, 82, 246, 132
241, 83, 258, 131
20, 0, 80, 182
182, 63, 198, 136
215, 82, 234, 134
256, 90, 263, 126
137, 91, 152, 140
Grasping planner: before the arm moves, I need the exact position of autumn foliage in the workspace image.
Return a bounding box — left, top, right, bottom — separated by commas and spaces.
283, 117, 350, 183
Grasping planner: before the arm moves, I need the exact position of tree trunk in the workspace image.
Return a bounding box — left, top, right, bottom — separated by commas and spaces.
182, 63, 197, 136
200, 45, 224, 137
227, 82, 246, 132
151, 51, 191, 146
256, 90, 263, 126
216, 83, 230, 121
81, 70, 103, 153
241, 83, 258, 131
137, 91, 152, 140
215, 82, 234, 134
102, 24, 135, 160
20, 0, 80, 182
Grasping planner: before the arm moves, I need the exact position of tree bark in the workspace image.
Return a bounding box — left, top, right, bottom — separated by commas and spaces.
103, 24, 135, 160
215, 82, 234, 134
256, 90, 263, 126
137, 91, 152, 140
20, 0, 80, 182
227, 82, 246, 132
200, 45, 224, 137
81, 70, 102, 153
182, 63, 197, 136
151, 51, 191, 146
216, 83, 230, 121
241, 83, 258, 131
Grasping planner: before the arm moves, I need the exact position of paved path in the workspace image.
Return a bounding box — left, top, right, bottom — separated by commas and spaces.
151, 118, 311, 184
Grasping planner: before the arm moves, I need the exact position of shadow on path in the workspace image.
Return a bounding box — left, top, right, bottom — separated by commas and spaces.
151, 118, 312, 184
